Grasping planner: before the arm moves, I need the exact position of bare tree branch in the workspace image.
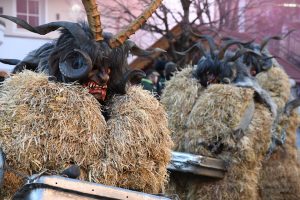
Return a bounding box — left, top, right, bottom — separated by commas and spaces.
99, 0, 298, 67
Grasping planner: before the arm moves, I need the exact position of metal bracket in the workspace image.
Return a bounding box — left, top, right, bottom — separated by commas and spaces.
167, 151, 226, 178
12, 175, 171, 200
0, 148, 5, 188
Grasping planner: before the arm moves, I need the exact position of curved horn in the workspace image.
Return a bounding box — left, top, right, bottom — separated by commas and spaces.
0, 59, 21, 65
126, 40, 166, 56
221, 36, 236, 41
260, 56, 277, 70
284, 98, 300, 116
0, 15, 89, 43
81, 0, 103, 41
116, 69, 146, 95
109, 0, 162, 48
59, 49, 93, 80
218, 39, 254, 60
191, 28, 222, 38
227, 48, 262, 62
174, 42, 207, 57
260, 29, 295, 51
125, 69, 146, 84
226, 50, 244, 62
192, 34, 218, 57
260, 36, 283, 52
218, 40, 242, 60
221, 37, 255, 48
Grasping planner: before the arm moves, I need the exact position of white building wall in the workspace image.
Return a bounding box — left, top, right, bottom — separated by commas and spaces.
0, 0, 182, 72
0, 23, 4, 46
0, 35, 50, 72
0, 0, 79, 72
0, 0, 80, 39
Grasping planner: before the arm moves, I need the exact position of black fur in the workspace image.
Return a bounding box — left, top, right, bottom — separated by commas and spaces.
0, 20, 145, 98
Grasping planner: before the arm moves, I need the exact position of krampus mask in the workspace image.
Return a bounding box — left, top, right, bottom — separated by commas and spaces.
0, 0, 164, 101
176, 35, 279, 153
223, 30, 294, 76
175, 35, 254, 86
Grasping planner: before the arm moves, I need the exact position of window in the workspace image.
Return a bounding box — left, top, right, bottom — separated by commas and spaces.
16, 0, 40, 27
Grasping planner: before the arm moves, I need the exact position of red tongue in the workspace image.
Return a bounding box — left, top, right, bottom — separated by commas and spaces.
89, 88, 101, 94
83, 81, 107, 100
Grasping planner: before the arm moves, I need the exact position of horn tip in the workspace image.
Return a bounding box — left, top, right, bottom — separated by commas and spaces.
154, 48, 166, 53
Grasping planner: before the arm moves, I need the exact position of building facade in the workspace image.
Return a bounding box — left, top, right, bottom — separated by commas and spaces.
0, 0, 160, 71
0, 0, 87, 71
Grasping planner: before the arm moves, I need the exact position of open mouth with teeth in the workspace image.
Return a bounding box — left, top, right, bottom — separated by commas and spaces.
83, 81, 107, 101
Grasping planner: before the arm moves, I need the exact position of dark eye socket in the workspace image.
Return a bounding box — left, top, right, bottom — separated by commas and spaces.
73, 59, 85, 69
63, 51, 88, 69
